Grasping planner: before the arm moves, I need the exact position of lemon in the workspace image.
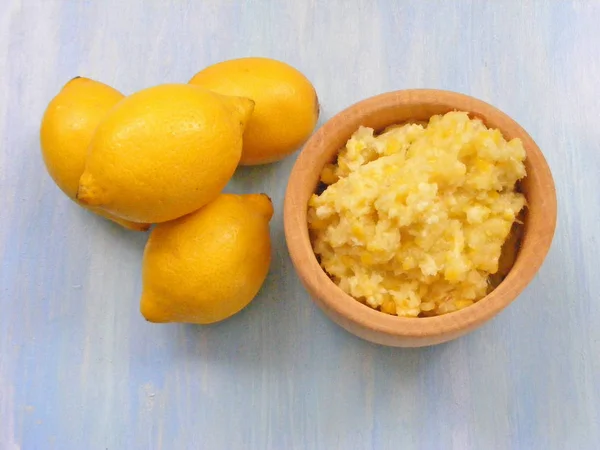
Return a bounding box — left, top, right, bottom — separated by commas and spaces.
189, 57, 319, 165
77, 84, 254, 223
40, 77, 149, 231
140, 193, 273, 324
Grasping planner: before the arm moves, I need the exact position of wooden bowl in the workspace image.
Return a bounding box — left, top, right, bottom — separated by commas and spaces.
284, 89, 557, 347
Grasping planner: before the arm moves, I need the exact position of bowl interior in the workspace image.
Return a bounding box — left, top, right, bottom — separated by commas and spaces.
284, 89, 557, 345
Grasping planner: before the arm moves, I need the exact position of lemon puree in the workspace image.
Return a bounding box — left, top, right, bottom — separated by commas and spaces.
308, 112, 527, 317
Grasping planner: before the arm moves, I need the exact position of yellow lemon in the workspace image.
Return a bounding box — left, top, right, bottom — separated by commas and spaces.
77, 84, 254, 223
40, 77, 149, 231
140, 193, 273, 324
189, 57, 319, 166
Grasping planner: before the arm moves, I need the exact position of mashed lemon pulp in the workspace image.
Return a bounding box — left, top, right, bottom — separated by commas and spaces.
308, 111, 527, 317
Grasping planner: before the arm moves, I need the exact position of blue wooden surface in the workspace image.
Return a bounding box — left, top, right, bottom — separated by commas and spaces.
1, 1, 599, 449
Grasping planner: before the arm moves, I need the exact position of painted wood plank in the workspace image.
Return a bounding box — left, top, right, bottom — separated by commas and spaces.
0, 0, 598, 448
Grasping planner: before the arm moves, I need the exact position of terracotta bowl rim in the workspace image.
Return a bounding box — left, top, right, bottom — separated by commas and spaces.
283, 88, 557, 340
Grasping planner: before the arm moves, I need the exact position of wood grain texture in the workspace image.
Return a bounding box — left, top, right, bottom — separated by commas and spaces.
0, 0, 598, 448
